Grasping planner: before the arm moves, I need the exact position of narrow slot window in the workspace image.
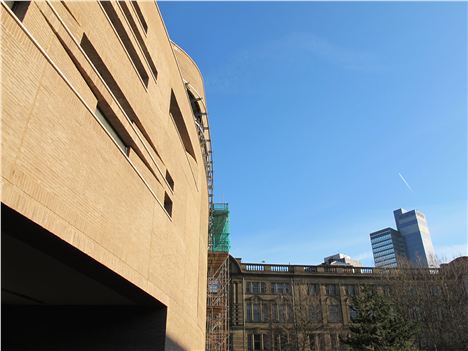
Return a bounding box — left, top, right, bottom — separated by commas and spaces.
170, 91, 196, 160
5, 1, 30, 21
100, 1, 149, 86
165, 170, 174, 191
95, 106, 128, 154
119, 1, 158, 80
130, 1, 148, 33
164, 193, 173, 217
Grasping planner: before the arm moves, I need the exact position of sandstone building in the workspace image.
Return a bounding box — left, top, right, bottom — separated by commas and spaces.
229, 256, 467, 351
1, 1, 212, 350
229, 257, 386, 351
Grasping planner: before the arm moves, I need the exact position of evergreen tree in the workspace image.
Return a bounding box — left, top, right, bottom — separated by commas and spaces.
342, 287, 418, 351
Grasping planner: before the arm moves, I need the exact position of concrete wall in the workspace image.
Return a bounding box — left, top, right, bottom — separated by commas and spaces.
1, 1, 209, 349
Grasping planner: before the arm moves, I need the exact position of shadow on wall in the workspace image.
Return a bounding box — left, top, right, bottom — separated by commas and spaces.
3, 306, 167, 351
1, 205, 181, 351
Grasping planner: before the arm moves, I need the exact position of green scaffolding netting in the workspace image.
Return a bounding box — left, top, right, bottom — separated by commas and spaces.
210, 203, 230, 252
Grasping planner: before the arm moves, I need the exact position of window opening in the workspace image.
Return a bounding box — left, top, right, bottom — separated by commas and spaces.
100, 1, 149, 86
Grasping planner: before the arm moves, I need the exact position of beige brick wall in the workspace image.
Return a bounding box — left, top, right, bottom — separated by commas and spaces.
1, 1, 209, 349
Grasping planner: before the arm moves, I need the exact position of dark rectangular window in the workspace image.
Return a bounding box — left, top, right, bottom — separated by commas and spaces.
119, 1, 157, 80
100, 1, 149, 86
252, 303, 261, 322
95, 106, 128, 154
308, 304, 322, 322
348, 305, 358, 321
274, 333, 288, 351
326, 284, 338, 296
346, 285, 357, 297
247, 334, 263, 351
271, 303, 278, 322
170, 91, 196, 160
261, 303, 269, 322
308, 334, 317, 351
328, 304, 342, 322
80, 34, 159, 160
130, 1, 148, 33
331, 333, 340, 349
308, 283, 319, 296
246, 303, 252, 322
165, 170, 174, 191
6, 1, 30, 21
271, 282, 290, 294
247, 282, 266, 294
164, 192, 173, 217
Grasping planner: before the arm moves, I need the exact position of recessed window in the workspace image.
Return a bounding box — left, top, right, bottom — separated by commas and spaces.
346, 285, 357, 297
95, 106, 128, 154
247, 334, 265, 351
130, 1, 148, 33
164, 192, 173, 217
100, 1, 149, 86
170, 91, 196, 160
119, 1, 158, 80
271, 282, 290, 294
328, 304, 342, 322
308, 304, 322, 322
247, 281, 266, 294
5, 1, 30, 21
165, 170, 174, 191
349, 305, 358, 321
273, 333, 289, 351
326, 284, 338, 296
308, 283, 319, 296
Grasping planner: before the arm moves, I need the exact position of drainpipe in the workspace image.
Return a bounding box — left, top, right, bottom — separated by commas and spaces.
242, 277, 246, 351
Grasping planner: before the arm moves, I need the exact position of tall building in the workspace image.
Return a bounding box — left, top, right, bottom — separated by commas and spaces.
370, 228, 407, 268
370, 209, 437, 268
2, 1, 212, 350
394, 209, 437, 267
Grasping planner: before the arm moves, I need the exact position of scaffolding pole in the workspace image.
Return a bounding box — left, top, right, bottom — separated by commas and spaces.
206, 204, 230, 351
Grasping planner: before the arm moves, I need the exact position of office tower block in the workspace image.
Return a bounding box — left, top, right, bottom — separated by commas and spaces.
370, 209, 437, 268
370, 228, 407, 268
394, 209, 437, 267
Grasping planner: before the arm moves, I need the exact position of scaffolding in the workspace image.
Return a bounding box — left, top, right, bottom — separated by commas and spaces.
206, 203, 230, 351
183, 79, 229, 351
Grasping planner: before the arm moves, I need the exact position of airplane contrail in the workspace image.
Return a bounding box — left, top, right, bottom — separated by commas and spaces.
398, 172, 413, 192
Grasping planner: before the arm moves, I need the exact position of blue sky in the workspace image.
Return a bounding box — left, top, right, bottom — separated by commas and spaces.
159, 2, 467, 266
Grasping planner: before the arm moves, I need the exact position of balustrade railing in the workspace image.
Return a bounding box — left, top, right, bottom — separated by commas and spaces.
239, 263, 440, 275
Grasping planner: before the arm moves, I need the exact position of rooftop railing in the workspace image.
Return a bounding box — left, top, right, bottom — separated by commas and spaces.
239, 262, 440, 276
